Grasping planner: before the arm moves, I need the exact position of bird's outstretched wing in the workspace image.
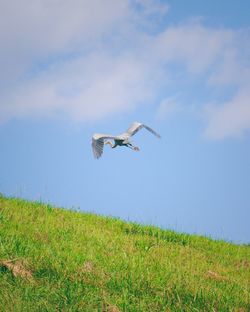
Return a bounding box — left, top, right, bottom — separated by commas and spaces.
92, 133, 116, 159
126, 122, 161, 138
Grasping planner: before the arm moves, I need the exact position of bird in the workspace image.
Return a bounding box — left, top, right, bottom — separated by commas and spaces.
92, 121, 161, 159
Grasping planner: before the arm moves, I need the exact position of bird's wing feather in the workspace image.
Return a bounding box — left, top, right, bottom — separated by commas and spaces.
143, 124, 161, 138
92, 133, 116, 159
126, 122, 161, 138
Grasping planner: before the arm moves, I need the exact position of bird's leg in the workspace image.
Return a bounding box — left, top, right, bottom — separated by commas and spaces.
127, 143, 140, 151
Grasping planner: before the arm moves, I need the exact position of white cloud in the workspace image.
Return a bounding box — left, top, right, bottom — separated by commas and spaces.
0, 0, 169, 124
153, 23, 233, 73
204, 30, 250, 139
133, 0, 169, 18
204, 88, 250, 139
0, 0, 250, 140
0, 52, 157, 123
208, 31, 250, 88
156, 97, 181, 120
0, 0, 130, 86
153, 25, 250, 139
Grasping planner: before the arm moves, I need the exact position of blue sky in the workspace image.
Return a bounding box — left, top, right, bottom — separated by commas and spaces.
0, 0, 250, 243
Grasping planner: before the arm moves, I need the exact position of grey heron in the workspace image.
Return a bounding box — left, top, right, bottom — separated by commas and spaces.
92, 121, 161, 159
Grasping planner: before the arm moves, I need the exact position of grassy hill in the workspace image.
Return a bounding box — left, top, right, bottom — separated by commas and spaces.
0, 195, 249, 311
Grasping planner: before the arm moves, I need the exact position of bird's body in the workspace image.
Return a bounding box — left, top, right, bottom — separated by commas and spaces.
92, 121, 160, 159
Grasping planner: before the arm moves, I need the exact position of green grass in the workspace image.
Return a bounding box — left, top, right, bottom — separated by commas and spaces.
0, 195, 249, 311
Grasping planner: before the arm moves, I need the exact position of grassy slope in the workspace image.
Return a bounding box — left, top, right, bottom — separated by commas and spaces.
0, 196, 249, 312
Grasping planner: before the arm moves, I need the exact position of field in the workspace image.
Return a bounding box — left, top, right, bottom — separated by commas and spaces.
0, 195, 249, 311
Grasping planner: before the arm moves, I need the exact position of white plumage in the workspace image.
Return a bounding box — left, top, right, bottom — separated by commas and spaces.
92, 121, 161, 159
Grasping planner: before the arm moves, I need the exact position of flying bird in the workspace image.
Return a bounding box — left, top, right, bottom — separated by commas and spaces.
92, 121, 161, 159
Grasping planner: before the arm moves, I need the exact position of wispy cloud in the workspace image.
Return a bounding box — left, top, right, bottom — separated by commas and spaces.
204, 30, 250, 139
0, 1, 249, 139
204, 88, 250, 139
0, 0, 164, 123
153, 23, 233, 73
156, 97, 181, 120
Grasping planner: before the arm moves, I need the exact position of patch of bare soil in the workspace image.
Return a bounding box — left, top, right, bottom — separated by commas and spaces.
0, 259, 32, 279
